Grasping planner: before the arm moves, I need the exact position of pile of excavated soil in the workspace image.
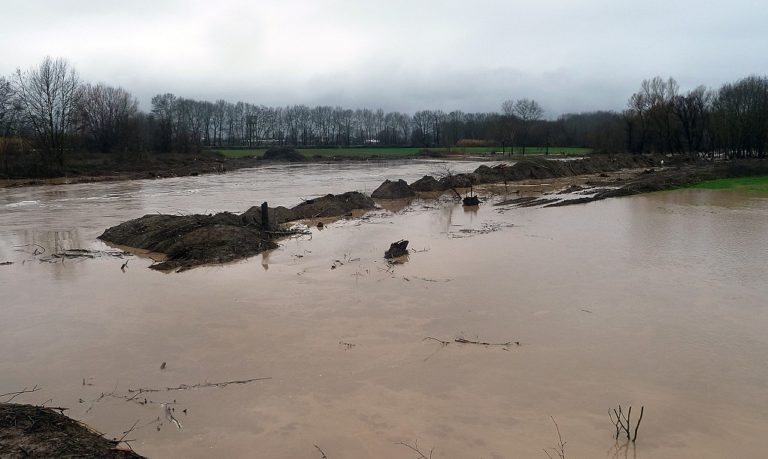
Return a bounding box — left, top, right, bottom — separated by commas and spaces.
470, 155, 658, 184
371, 179, 416, 199
410, 175, 444, 192
262, 146, 305, 162
0, 403, 145, 458
99, 192, 375, 271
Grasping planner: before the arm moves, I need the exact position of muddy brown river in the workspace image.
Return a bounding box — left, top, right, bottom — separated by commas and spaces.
1, 160, 767, 458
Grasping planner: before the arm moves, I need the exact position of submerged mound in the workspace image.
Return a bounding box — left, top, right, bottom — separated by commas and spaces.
439, 173, 479, 188
0, 403, 145, 458
410, 175, 445, 192
99, 213, 277, 272
290, 191, 376, 219
99, 192, 375, 271
371, 179, 416, 199
262, 146, 305, 162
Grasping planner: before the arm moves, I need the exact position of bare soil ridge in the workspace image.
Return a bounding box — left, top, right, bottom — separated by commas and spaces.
0, 403, 145, 458
99, 192, 375, 271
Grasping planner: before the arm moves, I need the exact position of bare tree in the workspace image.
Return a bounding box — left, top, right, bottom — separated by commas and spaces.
0, 76, 16, 136
513, 98, 544, 154
0, 76, 23, 174
13, 57, 81, 169
78, 83, 138, 153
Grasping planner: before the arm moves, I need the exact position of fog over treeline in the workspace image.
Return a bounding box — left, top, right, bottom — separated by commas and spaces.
1, 57, 767, 175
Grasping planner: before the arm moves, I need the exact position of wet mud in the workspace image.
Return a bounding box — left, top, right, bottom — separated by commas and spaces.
0, 403, 144, 458
99, 192, 375, 271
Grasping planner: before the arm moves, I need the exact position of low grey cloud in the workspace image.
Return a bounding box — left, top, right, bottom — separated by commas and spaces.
1, 0, 766, 116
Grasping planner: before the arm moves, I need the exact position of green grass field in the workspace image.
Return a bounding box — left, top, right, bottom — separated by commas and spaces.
214, 146, 592, 159
691, 175, 768, 193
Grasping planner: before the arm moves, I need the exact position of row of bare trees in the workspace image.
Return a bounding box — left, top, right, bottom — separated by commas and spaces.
624, 75, 768, 158
1, 57, 141, 173
2, 56, 767, 177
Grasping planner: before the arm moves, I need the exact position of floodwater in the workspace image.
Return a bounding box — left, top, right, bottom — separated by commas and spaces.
1, 160, 767, 458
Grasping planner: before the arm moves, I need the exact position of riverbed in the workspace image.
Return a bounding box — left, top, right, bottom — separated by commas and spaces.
1, 160, 767, 458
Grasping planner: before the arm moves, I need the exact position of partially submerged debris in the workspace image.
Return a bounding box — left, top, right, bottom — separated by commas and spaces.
462, 195, 480, 206
39, 249, 131, 263
384, 240, 409, 259
0, 403, 145, 458
424, 336, 520, 350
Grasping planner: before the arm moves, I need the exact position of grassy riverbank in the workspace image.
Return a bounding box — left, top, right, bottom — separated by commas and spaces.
690, 175, 768, 193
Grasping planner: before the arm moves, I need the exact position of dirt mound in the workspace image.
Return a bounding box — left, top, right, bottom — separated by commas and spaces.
99, 192, 375, 271
290, 192, 375, 219
547, 159, 768, 207
262, 146, 305, 162
0, 403, 145, 458
472, 155, 658, 183
99, 213, 277, 272
241, 205, 296, 228
439, 173, 478, 188
371, 179, 416, 199
410, 175, 445, 192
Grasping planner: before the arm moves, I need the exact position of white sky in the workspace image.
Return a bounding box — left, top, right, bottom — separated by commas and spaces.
1, 0, 766, 116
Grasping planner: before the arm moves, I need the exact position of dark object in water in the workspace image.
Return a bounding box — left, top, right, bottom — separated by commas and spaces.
384, 240, 409, 259
462, 196, 480, 206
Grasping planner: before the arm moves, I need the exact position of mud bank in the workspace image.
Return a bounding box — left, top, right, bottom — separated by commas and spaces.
0, 151, 265, 188
0, 403, 145, 458
99, 192, 375, 271
366, 154, 659, 199
369, 155, 767, 208
542, 160, 768, 207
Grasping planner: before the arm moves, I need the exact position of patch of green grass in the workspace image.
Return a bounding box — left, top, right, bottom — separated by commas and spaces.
691, 175, 768, 193
213, 146, 591, 159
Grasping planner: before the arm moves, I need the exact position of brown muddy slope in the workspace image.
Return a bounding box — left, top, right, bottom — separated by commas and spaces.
99, 192, 375, 271
0, 404, 145, 458
546, 160, 768, 207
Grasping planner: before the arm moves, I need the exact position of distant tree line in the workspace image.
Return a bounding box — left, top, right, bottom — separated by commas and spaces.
1, 57, 766, 175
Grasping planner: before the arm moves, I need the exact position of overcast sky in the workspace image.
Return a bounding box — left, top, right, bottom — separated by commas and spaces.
1, 0, 766, 116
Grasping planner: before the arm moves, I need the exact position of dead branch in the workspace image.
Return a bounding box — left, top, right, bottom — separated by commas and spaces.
423, 337, 450, 346
163, 403, 182, 429
455, 338, 518, 347
116, 419, 140, 447
314, 444, 328, 459
543, 416, 566, 459
633, 406, 644, 442
13, 243, 45, 255
1, 385, 41, 402
127, 377, 271, 393
85, 380, 120, 413
41, 249, 130, 262
610, 404, 644, 442
396, 440, 433, 459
